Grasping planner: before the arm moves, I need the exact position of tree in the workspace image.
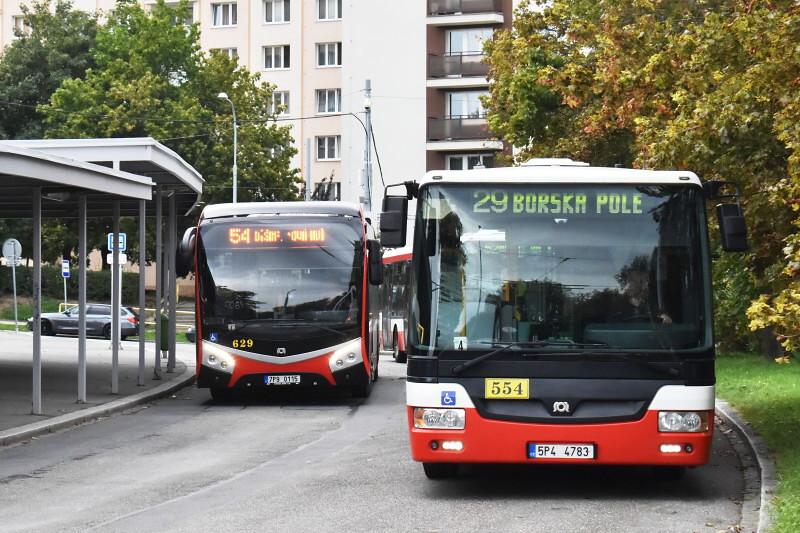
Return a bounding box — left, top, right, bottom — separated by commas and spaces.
484, 0, 800, 353
0, 0, 97, 140
37, 0, 299, 266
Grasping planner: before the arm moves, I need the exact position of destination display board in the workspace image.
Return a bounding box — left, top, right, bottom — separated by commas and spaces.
226, 226, 327, 247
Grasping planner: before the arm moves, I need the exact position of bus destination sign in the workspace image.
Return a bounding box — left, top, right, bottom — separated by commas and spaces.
473, 190, 644, 215
227, 226, 326, 247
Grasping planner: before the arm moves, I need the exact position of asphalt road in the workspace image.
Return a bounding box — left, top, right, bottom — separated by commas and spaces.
0, 355, 745, 533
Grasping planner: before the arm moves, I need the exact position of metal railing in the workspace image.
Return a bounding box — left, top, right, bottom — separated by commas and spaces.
428, 116, 491, 141
427, 0, 503, 16
428, 53, 489, 78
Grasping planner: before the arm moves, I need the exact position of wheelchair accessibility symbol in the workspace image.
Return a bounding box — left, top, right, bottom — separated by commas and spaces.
441, 391, 456, 406
209, 332, 219, 342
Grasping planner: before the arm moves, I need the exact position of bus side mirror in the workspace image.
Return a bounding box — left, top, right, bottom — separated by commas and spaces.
367, 239, 383, 286
177, 226, 196, 277
717, 203, 748, 252
380, 195, 408, 248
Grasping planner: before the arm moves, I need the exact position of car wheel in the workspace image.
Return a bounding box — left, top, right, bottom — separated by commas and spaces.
102, 324, 111, 340
423, 463, 459, 479
41, 320, 54, 336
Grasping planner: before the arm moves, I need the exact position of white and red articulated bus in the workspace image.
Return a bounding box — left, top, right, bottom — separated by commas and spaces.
182, 202, 383, 400
378, 159, 748, 479
380, 246, 412, 363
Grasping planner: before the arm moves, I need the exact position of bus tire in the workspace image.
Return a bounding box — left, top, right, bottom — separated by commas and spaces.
351, 380, 372, 398
423, 462, 458, 479
652, 466, 686, 481
209, 387, 233, 402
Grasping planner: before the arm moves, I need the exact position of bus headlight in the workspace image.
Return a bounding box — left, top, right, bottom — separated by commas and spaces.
202, 342, 236, 374
658, 411, 709, 432
328, 338, 363, 373
414, 408, 466, 430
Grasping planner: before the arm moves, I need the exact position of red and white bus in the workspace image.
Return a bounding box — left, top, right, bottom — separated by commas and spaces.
378, 160, 747, 479
184, 202, 383, 400
380, 246, 412, 363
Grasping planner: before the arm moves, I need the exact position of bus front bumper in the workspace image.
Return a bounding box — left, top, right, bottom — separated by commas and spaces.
197, 356, 369, 390
407, 407, 713, 466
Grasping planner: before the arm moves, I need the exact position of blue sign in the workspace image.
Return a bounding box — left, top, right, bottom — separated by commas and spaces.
441, 390, 456, 406
61, 260, 70, 278
107, 233, 127, 252
209, 332, 219, 342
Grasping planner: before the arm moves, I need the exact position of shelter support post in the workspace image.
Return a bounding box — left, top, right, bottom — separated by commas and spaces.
154, 186, 163, 378
78, 194, 87, 403
138, 199, 146, 386
111, 200, 120, 394
167, 192, 177, 372
32, 187, 42, 415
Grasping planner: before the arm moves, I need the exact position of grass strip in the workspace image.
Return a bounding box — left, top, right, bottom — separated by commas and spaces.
717, 353, 800, 532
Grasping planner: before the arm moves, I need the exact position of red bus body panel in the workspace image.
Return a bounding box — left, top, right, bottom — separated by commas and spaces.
407, 407, 713, 466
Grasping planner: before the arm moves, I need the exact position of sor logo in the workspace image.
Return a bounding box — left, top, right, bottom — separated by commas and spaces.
276, 347, 287, 356
552, 401, 571, 414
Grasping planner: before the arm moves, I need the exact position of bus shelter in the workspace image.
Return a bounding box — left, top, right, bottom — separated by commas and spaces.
0, 138, 202, 415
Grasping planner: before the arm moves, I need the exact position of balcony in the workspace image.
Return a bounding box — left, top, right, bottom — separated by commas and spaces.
426, 0, 504, 25
427, 116, 503, 151
428, 53, 489, 78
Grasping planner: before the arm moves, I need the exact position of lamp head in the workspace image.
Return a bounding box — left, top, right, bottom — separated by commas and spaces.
218, 92, 229, 100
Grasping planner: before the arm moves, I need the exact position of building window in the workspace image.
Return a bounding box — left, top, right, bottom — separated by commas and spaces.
270, 91, 290, 116
12, 15, 30, 36
211, 3, 237, 26
445, 90, 488, 118
445, 27, 494, 55
264, 45, 290, 69
316, 42, 342, 67
317, 0, 342, 20
264, 0, 290, 23
316, 135, 341, 161
447, 154, 495, 170
211, 47, 238, 59
165, 2, 194, 25
316, 89, 341, 114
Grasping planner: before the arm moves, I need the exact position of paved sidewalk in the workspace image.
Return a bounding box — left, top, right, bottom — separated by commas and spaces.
0, 330, 195, 436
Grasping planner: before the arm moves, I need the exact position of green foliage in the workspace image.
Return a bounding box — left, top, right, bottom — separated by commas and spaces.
0, 0, 98, 140
41, 0, 300, 207
485, 0, 800, 352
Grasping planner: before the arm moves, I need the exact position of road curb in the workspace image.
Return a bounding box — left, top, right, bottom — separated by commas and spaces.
716, 399, 778, 533
0, 365, 196, 448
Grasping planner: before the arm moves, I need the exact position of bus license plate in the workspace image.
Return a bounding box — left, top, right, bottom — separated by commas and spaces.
484, 378, 530, 399
527, 443, 595, 460
265, 375, 301, 385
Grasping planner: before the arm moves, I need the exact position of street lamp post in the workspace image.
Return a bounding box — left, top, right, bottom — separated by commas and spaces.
218, 92, 238, 203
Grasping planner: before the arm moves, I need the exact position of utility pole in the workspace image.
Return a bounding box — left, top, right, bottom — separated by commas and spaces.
361, 79, 373, 214
218, 92, 238, 203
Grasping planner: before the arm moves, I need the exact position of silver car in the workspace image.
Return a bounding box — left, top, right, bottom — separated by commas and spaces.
27, 304, 140, 340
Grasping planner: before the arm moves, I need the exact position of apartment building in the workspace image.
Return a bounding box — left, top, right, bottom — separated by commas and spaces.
1, 0, 520, 210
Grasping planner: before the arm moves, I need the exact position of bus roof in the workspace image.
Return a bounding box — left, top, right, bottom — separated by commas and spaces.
417, 164, 702, 188
201, 201, 362, 220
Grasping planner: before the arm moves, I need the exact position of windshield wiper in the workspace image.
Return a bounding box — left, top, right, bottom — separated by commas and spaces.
451, 341, 549, 376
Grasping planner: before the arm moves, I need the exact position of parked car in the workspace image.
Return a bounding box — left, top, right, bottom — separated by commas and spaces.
26, 304, 139, 340
186, 325, 196, 343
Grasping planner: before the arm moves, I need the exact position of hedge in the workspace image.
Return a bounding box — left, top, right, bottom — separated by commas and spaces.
0, 264, 140, 304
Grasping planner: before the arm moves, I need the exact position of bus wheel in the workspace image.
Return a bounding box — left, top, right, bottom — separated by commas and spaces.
209, 387, 233, 402
652, 466, 686, 481
423, 463, 458, 479
392, 330, 407, 364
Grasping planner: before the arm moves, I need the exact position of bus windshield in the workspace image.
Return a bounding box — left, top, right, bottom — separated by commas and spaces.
197, 216, 363, 352
409, 184, 710, 355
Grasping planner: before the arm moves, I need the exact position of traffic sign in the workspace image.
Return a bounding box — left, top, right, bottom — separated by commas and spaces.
2, 238, 21, 263
61, 260, 70, 278
106, 253, 128, 265
107, 233, 127, 252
